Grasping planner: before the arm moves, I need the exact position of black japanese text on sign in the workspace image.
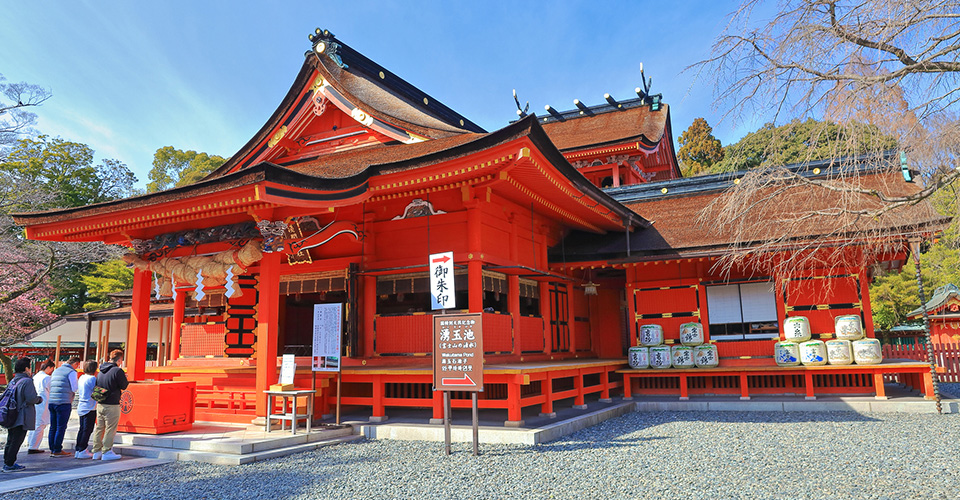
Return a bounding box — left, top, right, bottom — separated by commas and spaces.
429, 251, 455, 310
433, 313, 484, 392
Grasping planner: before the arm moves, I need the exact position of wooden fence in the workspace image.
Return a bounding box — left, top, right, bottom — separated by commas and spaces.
883, 342, 960, 383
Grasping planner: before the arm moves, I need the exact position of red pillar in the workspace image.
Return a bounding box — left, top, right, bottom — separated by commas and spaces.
362, 274, 377, 358
508, 275, 520, 354
467, 203, 483, 313
170, 285, 187, 361
255, 251, 282, 417
127, 268, 152, 382
568, 283, 577, 354
540, 281, 551, 353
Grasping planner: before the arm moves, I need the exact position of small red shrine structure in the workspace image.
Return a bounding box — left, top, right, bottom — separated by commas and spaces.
906, 284, 960, 344
12, 30, 946, 429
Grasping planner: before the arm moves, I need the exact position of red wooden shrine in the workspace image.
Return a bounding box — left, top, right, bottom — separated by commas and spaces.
13, 30, 945, 429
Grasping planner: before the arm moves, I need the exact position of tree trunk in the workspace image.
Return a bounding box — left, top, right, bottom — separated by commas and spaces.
0, 350, 13, 388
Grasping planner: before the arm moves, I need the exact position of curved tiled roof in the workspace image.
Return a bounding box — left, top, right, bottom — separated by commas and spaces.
541, 103, 669, 152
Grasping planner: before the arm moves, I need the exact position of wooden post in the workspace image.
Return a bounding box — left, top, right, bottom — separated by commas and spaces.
127, 268, 152, 381
54, 335, 62, 363
443, 391, 451, 456
472, 392, 479, 456
96, 321, 104, 361
171, 286, 186, 361
103, 321, 111, 361
82, 314, 92, 361
157, 317, 165, 367
255, 251, 282, 417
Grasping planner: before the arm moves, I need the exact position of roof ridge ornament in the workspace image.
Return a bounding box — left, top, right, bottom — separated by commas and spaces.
309, 28, 348, 69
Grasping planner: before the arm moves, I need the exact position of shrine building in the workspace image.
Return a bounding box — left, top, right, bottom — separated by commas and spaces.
12, 29, 945, 430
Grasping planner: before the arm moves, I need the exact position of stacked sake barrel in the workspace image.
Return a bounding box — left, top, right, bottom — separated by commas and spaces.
628, 323, 718, 369
774, 315, 882, 366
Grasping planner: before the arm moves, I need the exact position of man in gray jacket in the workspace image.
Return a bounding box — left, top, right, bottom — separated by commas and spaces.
47, 356, 80, 457
3, 357, 43, 472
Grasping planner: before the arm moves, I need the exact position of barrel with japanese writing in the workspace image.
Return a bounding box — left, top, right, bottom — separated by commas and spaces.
671, 345, 695, 368
649, 345, 672, 369
694, 344, 719, 368
640, 324, 664, 347
783, 316, 812, 343
825, 339, 853, 365
628, 346, 649, 369
834, 315, 864, 341
853, 338, 883, 365
799, 340, 828, 366
679, 322, 704, 346
774, 341, 801, 366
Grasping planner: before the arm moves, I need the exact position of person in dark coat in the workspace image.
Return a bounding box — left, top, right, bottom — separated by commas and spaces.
91, 349, 128, 461
3, 357, 43, 472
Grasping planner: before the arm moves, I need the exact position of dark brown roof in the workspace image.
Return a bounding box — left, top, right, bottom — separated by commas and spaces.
623, 170, 943, 254
541, 103, 669, 152
552, 166, 948, 261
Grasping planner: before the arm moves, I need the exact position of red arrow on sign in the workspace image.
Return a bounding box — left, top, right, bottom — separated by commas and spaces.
432, 255, 451, 264
441, 373, 476, 386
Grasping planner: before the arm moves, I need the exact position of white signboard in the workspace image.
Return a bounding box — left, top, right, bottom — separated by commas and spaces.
312, 303, 343, 372
279, 354, 296, 385
429, 251, 455, 310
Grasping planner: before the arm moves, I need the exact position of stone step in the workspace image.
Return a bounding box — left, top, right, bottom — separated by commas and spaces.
111, 434, 364, 465
61, 424, 356, 455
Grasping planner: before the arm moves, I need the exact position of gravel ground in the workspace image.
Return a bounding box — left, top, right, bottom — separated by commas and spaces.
7, 410, 960, 500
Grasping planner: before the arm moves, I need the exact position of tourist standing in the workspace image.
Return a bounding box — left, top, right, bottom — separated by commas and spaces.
74, 360, 98, 459
47, 356, 81, 457
91, 350, 128, 461
25, 360, 54, 453
2, 358, 43, 472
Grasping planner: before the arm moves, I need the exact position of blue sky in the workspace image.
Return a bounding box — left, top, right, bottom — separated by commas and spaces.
0, 1, 758, 188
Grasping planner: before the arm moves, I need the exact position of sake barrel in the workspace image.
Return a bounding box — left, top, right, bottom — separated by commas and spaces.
649, 345, 672, 369
799, 340, 828, 366
825, 339, 853, 365
783, 316, 812, 342
679, 322, 705, 346
694, 344, 719, 368
834, 315, 864, 341
853, 338, 883, 365
640, 324, 664, 347
774, 341, 801, 367
672, 345, 695, 368
628, 346, 650, 369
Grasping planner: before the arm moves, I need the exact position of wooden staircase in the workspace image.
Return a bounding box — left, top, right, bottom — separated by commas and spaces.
171, 373, 258, 424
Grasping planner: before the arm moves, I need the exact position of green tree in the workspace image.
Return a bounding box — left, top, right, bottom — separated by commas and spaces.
678, 117, 724, 177
147, 146, 227, 192
716, 118, 897, 173
870, 243, 960, 330
1, 135, 137, 208
81, 259, 134, 311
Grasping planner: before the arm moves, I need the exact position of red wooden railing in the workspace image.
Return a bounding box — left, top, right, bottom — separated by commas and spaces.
882, 342, 960, 383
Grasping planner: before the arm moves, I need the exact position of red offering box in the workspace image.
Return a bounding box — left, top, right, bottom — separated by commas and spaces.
116, 381, 196, 435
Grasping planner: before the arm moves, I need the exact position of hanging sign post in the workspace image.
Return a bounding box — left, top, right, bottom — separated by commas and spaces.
433, 311, 483, 456
429, 251, 456, 310
313, 303, 343, 424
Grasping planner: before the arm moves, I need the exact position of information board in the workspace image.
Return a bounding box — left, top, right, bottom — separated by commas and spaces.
312, 303, 342, 372
433, 313, 483, 392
